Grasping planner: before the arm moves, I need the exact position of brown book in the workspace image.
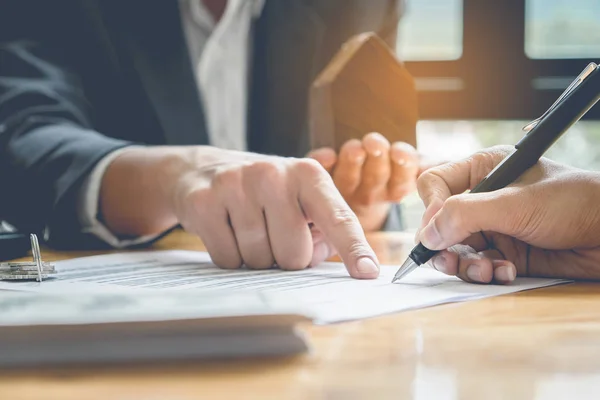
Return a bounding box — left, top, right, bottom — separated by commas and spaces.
309, 33, 418, 151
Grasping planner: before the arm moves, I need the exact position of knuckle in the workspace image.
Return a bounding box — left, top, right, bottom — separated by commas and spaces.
330, 208, 360, 229
247, 160, 281, 179
443, 196, 460, 212
417, 173, 445, 206
245, 161, 284, 192
183, 188, 213, 216
417, 169, 438, 193
186, 187, 210, 204
442, 196, 466, 233
294, 158, 328, 179
212, 168, 243, 190
470, 146, 511, 184
470, 152, 497, 181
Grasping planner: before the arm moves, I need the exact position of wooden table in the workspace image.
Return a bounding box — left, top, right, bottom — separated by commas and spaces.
1, 230, 599, 400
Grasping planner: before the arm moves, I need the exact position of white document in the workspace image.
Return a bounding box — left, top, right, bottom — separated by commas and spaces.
0, 250, 568, 324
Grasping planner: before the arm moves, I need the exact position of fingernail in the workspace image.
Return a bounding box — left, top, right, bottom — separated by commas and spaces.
356, 257, 379, 275
495, 265, 516, 282
467, 264, 482, 282
371, 149, 382, 157
395, 158, 407, 166
419, 222, 443, 250
311, 242, 330, 266
432, 255, 448, 274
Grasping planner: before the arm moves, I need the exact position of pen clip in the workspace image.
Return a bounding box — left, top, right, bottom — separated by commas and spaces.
523, 62, 599, 133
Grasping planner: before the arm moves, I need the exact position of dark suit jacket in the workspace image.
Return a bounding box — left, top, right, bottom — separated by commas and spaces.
0, 0, 402, 248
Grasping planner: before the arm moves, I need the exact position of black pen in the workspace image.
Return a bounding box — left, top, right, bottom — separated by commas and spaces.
393, 62, 600, 283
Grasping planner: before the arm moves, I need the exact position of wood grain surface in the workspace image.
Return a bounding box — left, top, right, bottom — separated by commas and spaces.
1, 230, 598, 400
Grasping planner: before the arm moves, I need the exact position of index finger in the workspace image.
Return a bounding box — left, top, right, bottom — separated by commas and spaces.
294, 160, 379, 279
417, 146, 512, 208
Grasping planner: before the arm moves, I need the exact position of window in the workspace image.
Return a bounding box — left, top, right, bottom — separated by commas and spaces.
526, 0, 600, 59
393, 1, 600, 229
395, 0, 600, 120
402, 119, 600, 230
397, 0, 463, 61
417, 120, 600, 170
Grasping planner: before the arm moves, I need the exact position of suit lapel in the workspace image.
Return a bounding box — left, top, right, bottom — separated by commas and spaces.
118, 1, 209, 145
248, 0, 325, 157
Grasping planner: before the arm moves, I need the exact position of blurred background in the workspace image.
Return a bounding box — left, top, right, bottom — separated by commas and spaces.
395, 0, 600, 229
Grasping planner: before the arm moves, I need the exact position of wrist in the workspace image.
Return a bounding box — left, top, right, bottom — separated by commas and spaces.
100, 146, 185, 236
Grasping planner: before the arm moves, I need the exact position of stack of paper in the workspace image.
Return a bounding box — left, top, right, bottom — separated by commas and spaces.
0, 250, 568, 366
0, 290, 311, 367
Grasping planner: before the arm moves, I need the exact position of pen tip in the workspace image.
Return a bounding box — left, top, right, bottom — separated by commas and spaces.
391, 258, 419, 283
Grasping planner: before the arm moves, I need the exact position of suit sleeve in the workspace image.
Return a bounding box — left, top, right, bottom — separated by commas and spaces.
0, 39, 133, 249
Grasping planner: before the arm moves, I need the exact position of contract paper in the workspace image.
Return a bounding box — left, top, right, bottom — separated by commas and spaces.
0, 251, 568, 324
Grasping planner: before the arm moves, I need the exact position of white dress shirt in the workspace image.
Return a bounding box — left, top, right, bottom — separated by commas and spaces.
77, 0, 265, 247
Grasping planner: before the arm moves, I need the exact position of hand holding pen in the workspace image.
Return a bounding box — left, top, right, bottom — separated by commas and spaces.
412, 145, 600, 283
393, 62, 600, 283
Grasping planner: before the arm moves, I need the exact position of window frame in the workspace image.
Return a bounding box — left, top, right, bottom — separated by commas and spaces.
402, 0, 600, 120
